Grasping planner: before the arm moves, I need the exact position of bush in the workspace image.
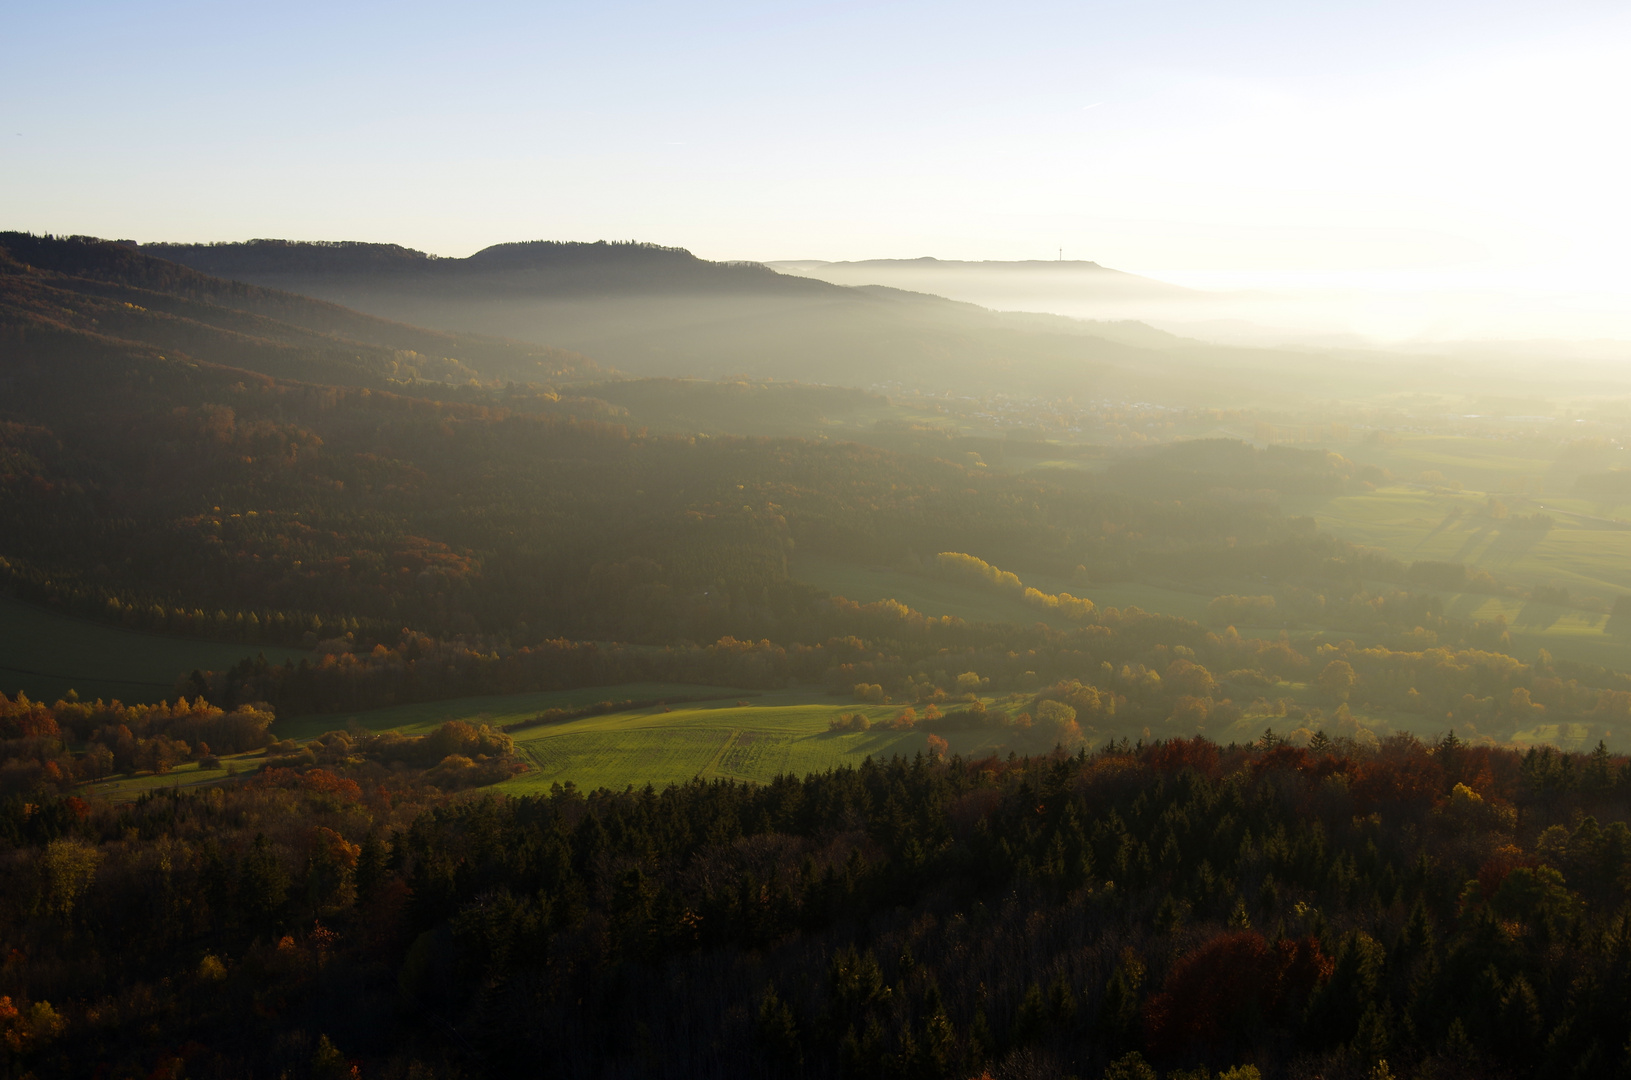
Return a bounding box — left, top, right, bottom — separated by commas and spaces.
828, 712, 871, 733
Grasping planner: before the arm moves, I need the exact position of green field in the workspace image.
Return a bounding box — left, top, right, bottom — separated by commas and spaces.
499, 692, 958, 794
0, 595, 307, 704
1301, 483, 1631, 667
1342, 432, 1559, 493
271, 684, 1000, 793
270, 682, 752, 741
86, 757, 247, 802
1301, 430, 1631, 602
116, 671, 1608, 799
1309, 485, 1631, 598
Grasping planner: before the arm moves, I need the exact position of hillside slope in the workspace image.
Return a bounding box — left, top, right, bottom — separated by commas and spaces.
143, 239, 1206, 396
0, 233, 605, 389
768, 255, 1192, 303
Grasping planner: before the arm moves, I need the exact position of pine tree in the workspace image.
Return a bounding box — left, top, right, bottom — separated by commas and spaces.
756, 987, 803, 1073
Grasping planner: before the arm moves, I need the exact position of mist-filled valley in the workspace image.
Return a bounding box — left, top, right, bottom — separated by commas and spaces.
7, 226, 1631, 1078
7, 5, 1631, 1073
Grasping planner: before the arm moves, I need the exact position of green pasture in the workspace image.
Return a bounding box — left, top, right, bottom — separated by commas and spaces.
1343, 433, 1558, 493
269, 682, 747, 742
0, 595, 306, 704
1311, 485, 1631, 599
274, 684, 1002, 793
484, 689, 1112, 793
95, 674, 1629, 800
87, 754, 254, 803
498, 691, 939, 794
1425, 591, 1631, 668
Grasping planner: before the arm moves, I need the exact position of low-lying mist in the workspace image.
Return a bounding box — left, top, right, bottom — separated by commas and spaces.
772, 257, 1631, 357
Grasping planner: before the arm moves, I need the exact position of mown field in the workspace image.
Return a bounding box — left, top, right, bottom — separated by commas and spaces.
0, 595, 307, 704
264, 684, 1030, 794
498, 691, 941, 794
99, 668, 1587, 801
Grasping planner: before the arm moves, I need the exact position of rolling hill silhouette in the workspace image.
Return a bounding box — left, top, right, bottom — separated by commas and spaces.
2, 233, 604, 390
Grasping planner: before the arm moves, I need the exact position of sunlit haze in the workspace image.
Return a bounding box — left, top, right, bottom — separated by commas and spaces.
6, 0, 1630, 342
20, 4, 1631, 1071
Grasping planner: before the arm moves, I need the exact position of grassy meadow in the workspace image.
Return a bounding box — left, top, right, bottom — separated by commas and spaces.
97, 670, 1618, 801
1307, 484, 1631, 598
75, 433, 1631, 802
497, 691, 940, 794
268, 681, 749, 742
0, 595, 307, 704
85, 757, 247, 802
263, 684, 1038, 794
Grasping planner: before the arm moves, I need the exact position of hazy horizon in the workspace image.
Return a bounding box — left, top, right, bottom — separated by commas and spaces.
14, 6, 1631, 1071
772, 255, 1631, 349
9, 0, 1631, 351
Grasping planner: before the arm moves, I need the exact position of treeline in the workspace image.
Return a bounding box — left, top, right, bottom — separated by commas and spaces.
2, 234, 1409, 657
188, 599, 1631, 750
0, 231, 604, 386
0, 689, 528, 803
0, 692, 275, 793
7, 735, 1631, 1076
935, 551, 1097, 621
5, 231, 1596, 693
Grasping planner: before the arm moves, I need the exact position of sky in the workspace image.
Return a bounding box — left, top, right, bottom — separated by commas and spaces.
5, 0, 1631, 341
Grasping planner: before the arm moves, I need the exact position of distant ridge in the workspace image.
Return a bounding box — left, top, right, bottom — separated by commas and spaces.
144, 236, 1220, 393
143, 234, 1369, 405
147, 239, 822, 296
143, 238, 441, 276
0, 232, 604, 388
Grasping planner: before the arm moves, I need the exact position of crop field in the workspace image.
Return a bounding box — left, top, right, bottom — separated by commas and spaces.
1342, 432, 1559, 493
0, 595, 306, 704
1301, 429, 1631, 599
1308, 485, 1631, 597
1301, 482, 1631, 668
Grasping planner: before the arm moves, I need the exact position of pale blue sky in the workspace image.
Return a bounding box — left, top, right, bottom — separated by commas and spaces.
4, 0, 1629, 291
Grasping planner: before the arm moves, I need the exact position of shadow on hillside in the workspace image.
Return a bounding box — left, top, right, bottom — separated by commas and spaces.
1450, 525, 1494, 564
1513, 603, 1564, 632
1414, 506, 1465, 548
1478, 528, 1550, 568
1445, 594, 1494, 621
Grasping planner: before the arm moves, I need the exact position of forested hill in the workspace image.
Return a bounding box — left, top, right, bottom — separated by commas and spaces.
0, 233, 606, 389
146, 238, 839, 297
139, 237, 1213, 396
